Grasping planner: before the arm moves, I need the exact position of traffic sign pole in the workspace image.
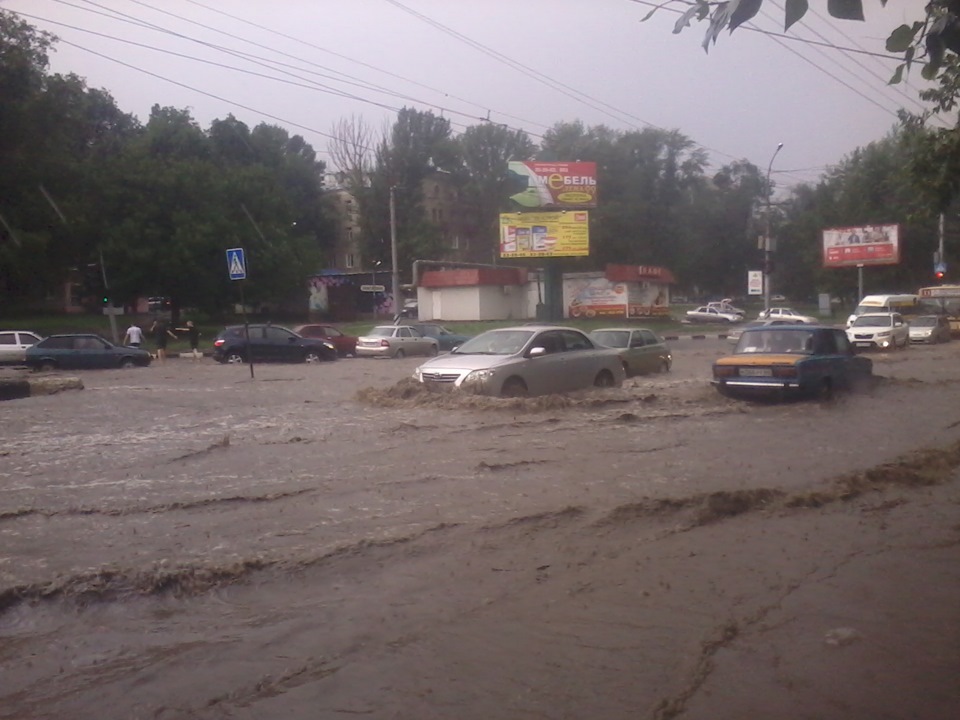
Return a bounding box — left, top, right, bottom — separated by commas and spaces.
226, 247, 254, 379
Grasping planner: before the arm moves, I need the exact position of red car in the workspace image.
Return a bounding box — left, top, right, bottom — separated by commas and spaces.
292, 324, 358, 357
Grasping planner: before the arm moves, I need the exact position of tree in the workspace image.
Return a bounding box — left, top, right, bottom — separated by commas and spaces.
455, 123, 536, 261
362, 108, 459, 274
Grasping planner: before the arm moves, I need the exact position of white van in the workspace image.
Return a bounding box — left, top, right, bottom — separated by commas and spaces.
846, 294, 920, 327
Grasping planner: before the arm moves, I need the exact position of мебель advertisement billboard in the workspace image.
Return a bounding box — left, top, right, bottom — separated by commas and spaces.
506, 161, 598, 209
500, 212, 590, 258
822, 224, 900, 267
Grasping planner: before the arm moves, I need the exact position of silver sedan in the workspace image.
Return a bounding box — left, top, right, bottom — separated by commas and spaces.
356, 325, 439, 358
413, 325, 625, 397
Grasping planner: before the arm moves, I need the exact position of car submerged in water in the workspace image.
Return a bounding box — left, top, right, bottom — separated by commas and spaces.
413, 325, 624, 397
712, 325, 872, 400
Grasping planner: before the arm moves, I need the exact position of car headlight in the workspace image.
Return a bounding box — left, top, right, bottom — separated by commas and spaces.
877, 331, 891, 337
463, 369, 495, 386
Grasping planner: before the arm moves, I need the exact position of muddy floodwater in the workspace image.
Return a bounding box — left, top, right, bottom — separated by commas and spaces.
1, 339, 958, 719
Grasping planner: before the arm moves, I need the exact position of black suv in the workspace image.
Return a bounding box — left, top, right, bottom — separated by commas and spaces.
212, 324, 338, 364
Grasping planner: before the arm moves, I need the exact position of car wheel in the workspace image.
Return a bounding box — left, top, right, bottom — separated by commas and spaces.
394, 349, 406, 359
225, 352, 245, 364
593, 369, 616, 388
501, 377, 528, 398
304, 351, 322, 363
814, 378, 834, 401
622, 361, 632, 378
428, 345, 439, 356
119, 357, 136, 369
660, 358, 671, 373
39, 360, 57, 372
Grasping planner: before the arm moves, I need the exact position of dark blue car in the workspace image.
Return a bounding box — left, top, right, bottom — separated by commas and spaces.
26, 334, 152, 371
712, 325, 872, 400
403, 323, 472, 351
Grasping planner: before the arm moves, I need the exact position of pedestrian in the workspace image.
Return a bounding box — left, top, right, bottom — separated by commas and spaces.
150, 318, 177, 363
176, 320, 201, 361
123, 322, 144, 348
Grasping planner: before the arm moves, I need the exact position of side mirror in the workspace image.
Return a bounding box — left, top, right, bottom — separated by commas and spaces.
528, 346, 546, 358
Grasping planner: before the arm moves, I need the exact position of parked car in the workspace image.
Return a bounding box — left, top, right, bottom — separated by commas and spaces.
212, 324, 337, 364
707, 299, 746, 316
686, 306, 743, 324
26, 334, 151, 371
291, 324, 358, 356
0, 330, 43, 364
771, 294, 788, 302
401, 322, 472, 351
399, 299, 419, 319
356, 325, 439, 358
726, 319, 797, 344
589, 327, 671, 376
756, 307, 817, 324
908, 315, 952, 344
413, 325, 624, 397
845, 313, 909, 350
712, 325, 872, 400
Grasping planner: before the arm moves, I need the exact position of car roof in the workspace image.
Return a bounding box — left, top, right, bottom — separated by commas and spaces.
492, 324, 583, 332
590, 327, 654, 333
742, 324, 828, 332
855, 312, 898, 317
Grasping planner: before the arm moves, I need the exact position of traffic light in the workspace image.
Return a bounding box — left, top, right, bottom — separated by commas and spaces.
763, 256, 775, 274
935, 270, 945, 281
102, 294, 110, 304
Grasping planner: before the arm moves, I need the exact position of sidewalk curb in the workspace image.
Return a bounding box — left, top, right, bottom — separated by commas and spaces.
0, 376, 84, 401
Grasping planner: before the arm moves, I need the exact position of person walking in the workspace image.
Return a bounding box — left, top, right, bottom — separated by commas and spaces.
123, 322, 144, 348
176, 320, 201, 361
150, 318, 177, 363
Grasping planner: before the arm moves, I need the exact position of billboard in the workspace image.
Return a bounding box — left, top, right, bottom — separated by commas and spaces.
747, 270, 763, 295
500, 211, 590, 258
822, 224, 900, 268
507, 161, 597, 209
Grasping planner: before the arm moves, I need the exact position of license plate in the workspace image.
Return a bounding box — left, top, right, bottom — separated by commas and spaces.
739, 368, 772, 377
855, 342, 872, 347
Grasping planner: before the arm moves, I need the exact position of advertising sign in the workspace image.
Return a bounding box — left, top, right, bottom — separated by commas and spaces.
748, 270, 763, 295
500, 211, 590, 258
564, 275, 669, 319
507, 161, 598, 209
822, 224, 900, 268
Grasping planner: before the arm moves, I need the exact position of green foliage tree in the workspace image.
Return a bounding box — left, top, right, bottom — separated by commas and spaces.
362, 108, 459, 274
455, 123, 536, 260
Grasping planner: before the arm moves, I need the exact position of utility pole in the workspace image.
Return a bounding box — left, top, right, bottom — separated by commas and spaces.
763, 142, 784, 314
389, 186, 400, 319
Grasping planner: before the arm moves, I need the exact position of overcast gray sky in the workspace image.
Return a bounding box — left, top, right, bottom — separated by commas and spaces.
3, 0, 938, 193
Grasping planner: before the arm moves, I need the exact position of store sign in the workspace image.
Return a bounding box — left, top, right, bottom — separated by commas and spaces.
506, 161, 598, 209
499, 211, 590, 258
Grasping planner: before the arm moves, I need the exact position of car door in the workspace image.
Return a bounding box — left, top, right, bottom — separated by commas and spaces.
245, 326, 271, 362
558, 329, 603, 390
265, 326, 299, 362
73, 336, 109, 369
636, 329, 661, 373
0, 332, 18, 363
523, 330, 571, 393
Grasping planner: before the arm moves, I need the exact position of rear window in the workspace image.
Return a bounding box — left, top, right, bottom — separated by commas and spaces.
38, 337, 74, 349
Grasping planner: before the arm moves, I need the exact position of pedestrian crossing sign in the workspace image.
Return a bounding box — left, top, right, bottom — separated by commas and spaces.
226, 247, 247, 280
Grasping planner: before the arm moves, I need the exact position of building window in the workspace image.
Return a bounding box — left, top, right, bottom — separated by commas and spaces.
450, 236, 459, 250
345, 253, 355, 268
433, 184, 440, 197
438, 208, 444, 221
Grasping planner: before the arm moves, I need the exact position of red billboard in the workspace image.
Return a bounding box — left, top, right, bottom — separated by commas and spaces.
507, 161, 597, 209
822, 224, 900, 268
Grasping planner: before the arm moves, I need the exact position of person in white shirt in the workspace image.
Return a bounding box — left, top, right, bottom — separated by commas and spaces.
123, 323, 144, 348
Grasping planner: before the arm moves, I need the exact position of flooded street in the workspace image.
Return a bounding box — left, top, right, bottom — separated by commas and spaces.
1, 339, 959, 719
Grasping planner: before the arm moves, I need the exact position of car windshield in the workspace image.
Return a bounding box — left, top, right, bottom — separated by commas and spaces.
734, 329, 815, 354
853, 316, 892, 327
912, 316, 937, 327
453, 330, 533, 355
590, 330, 629, 348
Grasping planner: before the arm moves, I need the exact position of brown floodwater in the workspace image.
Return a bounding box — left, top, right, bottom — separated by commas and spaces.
1, 339, 958, 719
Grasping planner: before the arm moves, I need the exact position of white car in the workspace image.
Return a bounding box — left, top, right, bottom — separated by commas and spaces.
756, 307, 817, 324
356, 325, 439, 358
414, 325, 624, 397
0, 330, 43, 364
845, 313, 909, 350
686, 306, 743, 324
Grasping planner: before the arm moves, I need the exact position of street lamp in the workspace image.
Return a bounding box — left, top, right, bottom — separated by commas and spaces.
372, 260, 382, 318
764, 142, 784, 314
